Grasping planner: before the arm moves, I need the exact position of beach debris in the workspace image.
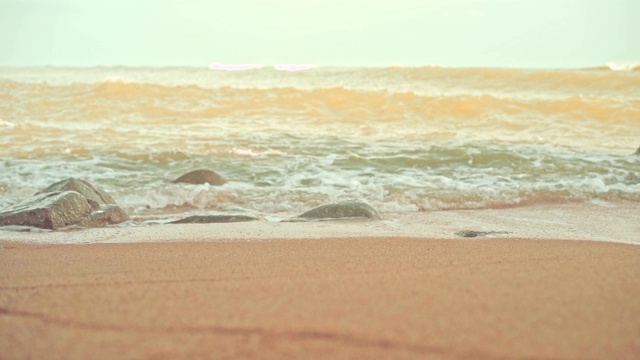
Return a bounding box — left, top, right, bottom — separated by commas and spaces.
290, 200, 382, 221
0, 191, 92, 230
170, 214, 258, 224
173, 169, 226, 185
78, 204, 129, 227
455, 230, 512, 238
37, 177, 116, 209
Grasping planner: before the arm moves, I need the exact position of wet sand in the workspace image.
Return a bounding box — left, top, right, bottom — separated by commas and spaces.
2, 200, 639, 245
1, 238, 639, 359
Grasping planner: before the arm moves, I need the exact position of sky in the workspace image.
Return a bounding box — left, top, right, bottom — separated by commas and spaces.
0, 0, 638, 68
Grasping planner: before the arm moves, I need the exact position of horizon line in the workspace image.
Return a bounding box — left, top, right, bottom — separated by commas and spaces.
0, 62, 638, 71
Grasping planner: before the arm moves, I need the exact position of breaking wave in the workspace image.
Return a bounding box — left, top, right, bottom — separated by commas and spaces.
1, 66, 638, 218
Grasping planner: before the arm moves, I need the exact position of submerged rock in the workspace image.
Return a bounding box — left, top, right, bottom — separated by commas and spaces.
293, 200, 382, 221
78, 205, 129, 228
455, 230, 511, 238
173, 170, 225, 185
0, 191, 92, 230
170, 215, 258, 224
38, 177, 116, 209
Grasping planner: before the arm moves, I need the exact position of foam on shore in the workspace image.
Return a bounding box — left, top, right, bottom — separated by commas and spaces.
2, 201, 638, 245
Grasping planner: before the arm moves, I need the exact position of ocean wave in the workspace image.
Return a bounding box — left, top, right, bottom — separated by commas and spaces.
2, 144, 638, 217
1, 66, 638, 219
3, 79, 637, 124
1, 76, 638, 160
605, 62, 639, 71
358, 65, 640, 92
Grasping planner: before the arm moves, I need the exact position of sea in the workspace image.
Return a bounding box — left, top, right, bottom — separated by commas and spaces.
1, 65, 639, 224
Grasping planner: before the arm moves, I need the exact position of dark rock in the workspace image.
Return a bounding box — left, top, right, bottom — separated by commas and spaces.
635, 146, 640, 155
38, 178, 115, 209
170, 215, 258, 224
173, 170, 225, 185
455, 230, 511, 238
0, 191, 92, 230
78, 205, 129, 227
294, 200, 381, 221
455, 230, 486, 238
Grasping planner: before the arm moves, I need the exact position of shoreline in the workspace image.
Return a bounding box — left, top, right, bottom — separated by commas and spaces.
2, 238, 639, 359
2, 200, 638, 245
2, 201, 638, 358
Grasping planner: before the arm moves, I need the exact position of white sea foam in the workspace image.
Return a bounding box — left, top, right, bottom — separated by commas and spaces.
274, 64, 318, 71
0, 119, 15, 127
606, 62, 638, 71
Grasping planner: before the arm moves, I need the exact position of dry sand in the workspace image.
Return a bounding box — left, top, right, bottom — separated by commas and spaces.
1, 238, 639, 359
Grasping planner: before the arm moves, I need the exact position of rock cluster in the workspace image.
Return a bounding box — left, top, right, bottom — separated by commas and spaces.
169, 170, 382, 224
1, 169, 384, 230
0, 178, 128, 230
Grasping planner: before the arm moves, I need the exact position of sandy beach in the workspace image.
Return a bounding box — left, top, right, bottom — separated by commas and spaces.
2, 2, 638, 359
1, 237, 639, 359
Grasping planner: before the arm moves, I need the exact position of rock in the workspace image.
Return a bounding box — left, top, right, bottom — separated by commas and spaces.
2, 179, 128, 230
170, 215, 258, 224
0, 191, 92, 230
38, 178, 115, 209
455, 230, 511, 238
78, 205, 129, 227
635, 146, 640, 155
173, 170, 225, 185
455, 230, 486, 238
293, 200, 381, 221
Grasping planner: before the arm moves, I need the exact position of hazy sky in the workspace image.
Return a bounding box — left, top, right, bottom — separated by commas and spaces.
1, 0, 638, 68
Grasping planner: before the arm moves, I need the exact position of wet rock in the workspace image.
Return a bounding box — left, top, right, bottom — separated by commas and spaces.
455, 230, 511, 238
173, 169, 225, 185
78, 205, 129, 227
0, 191, 92, 230
293, 200, 381, 221
455, 230, 486, 238
38, 178, 115, 209
170, 215, 258, 224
